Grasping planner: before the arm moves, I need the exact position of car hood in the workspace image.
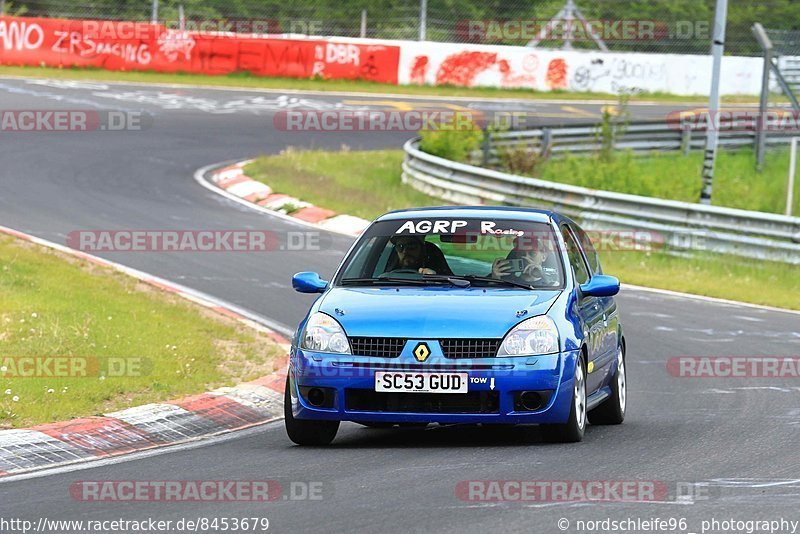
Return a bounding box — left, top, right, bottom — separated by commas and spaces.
318, 286, 561, 338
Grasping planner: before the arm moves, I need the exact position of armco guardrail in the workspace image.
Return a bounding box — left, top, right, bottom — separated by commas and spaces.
402, 138, 800, 264
477, 119, 799, 166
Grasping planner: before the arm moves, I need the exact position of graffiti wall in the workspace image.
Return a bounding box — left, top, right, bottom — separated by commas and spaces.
0, 16, 764, 95
398, 41, 762, 96
0, 16, 400, 84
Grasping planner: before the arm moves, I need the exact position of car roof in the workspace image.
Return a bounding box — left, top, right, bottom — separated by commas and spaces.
376, 206, 558, 224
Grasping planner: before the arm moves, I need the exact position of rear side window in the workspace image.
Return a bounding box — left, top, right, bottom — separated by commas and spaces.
561, 226, 591, 285
572, 224, 601, 274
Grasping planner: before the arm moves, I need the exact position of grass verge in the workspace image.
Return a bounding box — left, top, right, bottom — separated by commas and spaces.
245, 148, 800, 310
0, 64, 776, 104
246, 148, 440, 220
601, 251, 799, 311
0, 235, 284, 428
538, 148, 800, 215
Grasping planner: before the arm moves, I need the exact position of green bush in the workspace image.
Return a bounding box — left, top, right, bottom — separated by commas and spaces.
596, 94, 631, 162
496, 141, 549, 176
419, 119, 484, 164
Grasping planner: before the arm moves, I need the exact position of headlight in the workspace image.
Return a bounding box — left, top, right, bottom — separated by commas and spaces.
300, 312, 351, 354
497, 315, 559, 356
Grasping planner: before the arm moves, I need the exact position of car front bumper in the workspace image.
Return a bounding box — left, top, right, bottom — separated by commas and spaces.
288, 347, 580, 425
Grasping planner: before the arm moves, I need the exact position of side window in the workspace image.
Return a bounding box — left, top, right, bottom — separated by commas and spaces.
572, 224, 601, 274
561, 226, 591, 285
341, 237, 385, 278
370, 240, 395, 277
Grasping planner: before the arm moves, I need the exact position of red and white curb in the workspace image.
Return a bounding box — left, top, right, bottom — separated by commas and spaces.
196, 160, 371, 237
0, 224, 292, 478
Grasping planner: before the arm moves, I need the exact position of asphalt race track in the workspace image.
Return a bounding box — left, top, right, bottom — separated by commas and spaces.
1, 76, 800, 533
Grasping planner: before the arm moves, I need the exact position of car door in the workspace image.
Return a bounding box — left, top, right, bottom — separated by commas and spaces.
571, 223, 620, 391
560, 225, 605, 395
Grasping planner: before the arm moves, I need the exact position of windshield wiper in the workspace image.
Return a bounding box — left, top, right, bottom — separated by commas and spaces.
459, 275, 536, 290
343, 275, 537, 290
340, 277, 458, 286
420, 274, 471, 287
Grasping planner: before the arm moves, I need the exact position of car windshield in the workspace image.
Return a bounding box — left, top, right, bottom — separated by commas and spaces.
336, 217, 565, 289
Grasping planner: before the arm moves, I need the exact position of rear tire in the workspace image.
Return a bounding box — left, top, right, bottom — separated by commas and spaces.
589, 345, 626, 425
284, 377, 339, 446
544, 355, 586, 443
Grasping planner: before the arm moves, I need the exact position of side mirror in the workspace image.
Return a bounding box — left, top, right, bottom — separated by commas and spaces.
580, 274, 620, 297
292, 272, 329, 294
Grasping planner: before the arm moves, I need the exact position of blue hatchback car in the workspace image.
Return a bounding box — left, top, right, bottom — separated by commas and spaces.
285, 207, 626, 445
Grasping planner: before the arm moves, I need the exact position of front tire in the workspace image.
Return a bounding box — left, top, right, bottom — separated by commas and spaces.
284, 377, 339, 446
544, 355, 586, 443
589, 345, 626, 425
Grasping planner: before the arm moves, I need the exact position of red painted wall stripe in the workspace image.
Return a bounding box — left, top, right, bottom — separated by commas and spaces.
0, 16, 399, 84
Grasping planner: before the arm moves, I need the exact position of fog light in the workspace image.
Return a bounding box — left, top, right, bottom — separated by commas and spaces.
513, 390, 553, 412
307, 388, 326, 407
299, 386, 335, 409
520, 391, 542, 410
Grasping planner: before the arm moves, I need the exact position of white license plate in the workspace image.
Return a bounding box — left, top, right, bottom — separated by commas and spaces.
375, 372, 469, 394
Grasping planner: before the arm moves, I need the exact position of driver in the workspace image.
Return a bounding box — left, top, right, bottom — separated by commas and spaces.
389, 236, 452, 275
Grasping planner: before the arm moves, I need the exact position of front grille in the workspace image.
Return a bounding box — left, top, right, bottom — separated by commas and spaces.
346, 389, 499, 414
348, 337, 406, 358
347, 338, 502, 359
440, 338, 502, 359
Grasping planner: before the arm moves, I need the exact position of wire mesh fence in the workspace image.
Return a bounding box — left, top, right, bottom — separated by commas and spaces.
766, 29, 800, 57
3, 0, 799, 56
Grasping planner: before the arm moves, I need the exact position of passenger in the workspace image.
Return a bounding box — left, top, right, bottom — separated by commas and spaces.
490, 236, 559, 286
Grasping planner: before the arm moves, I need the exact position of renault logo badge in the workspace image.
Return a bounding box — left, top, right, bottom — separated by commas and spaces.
413, 342, 431, 362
